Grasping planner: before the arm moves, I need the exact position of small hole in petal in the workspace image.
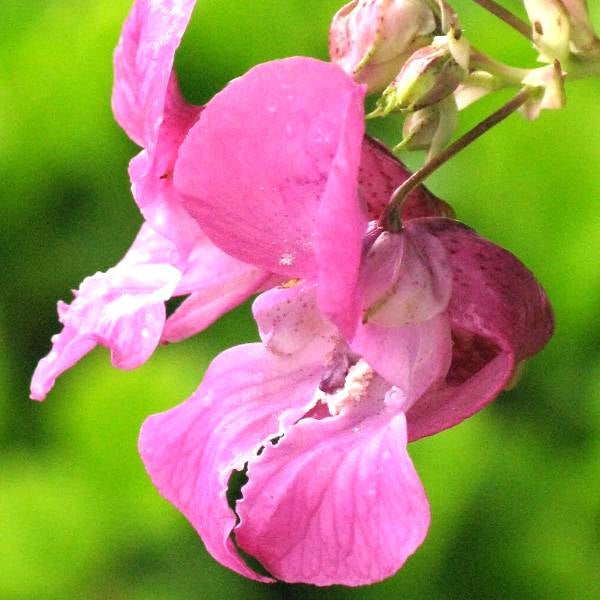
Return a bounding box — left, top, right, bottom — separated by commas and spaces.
226, 465, 248, 515
165, 295, 187, 317
226, 466, 274, 579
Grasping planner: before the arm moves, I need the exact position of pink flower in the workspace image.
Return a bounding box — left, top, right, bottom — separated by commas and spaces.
139, 216, 552, 584
32, 0, 554, 587
170, 52, 553, 426
31, 0, 432, 400
136, 41, 553, 585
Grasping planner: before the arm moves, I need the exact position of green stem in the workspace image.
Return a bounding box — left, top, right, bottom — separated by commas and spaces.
470, 47, 600, 93
380, 86, 533, 231
470, 49, 531, 86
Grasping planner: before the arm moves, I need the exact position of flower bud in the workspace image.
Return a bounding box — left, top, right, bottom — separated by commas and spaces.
372, 40, 466, 115
329, 0, 437, 92
396, 95, 457, 156
524, 0, 571, 63
400, 106, 440, 150
561, 0, 600, 56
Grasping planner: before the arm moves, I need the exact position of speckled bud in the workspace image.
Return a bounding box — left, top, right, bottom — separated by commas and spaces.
560, 0, 600, 56
330, 0, 437, 92
524, 0, 571, 63
372, 42, 465, 115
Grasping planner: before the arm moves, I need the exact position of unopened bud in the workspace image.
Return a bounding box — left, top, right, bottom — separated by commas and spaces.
329, 0, 437, 92
400, 106, 440, 150
372, 41, 465, 115
524, 0, 571, 63
397, 95, 457, 157
561, 0, 600, 56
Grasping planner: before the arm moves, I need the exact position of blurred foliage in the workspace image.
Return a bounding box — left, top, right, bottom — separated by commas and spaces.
1, 0, 599, 598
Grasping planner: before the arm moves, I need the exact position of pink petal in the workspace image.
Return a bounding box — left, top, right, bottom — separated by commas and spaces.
235, 411, 430, 586
405, 219, 554, 440
173, 233, 271, 296
359, 224, 452, 327
252, 283, 337, 357
114, 0, 204, 254
314, 98, 368, 337
162, 275, 272, 343
359, 137, 455, 221
174, 57, 367, 280
406, 342, 513, 441
162, 240, 273, 342
138, 343, 324, 582
351, 314, 452, 409
128, 81, 204, 256
112, 0, 198, 150
30, 225, 181, 400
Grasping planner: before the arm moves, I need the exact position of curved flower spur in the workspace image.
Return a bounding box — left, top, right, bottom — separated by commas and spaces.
139, 52, 553, 588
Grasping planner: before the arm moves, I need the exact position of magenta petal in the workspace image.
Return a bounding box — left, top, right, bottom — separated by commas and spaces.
406, 219, 554, 440
174, 57, 366, 279
235, 412, 430, 586
138, 343, 324, 581
114, 0, 203, 254
112, 0, 197, 150
163, 272, 271, 343
434, 220, 553, 360
360, 224, 452, 327
407, 350, 513, 441
128, 82, 203, 255
314, 102, 368, 336
252, 283, 336, 357
162, 236, 270, 342
359, 137, 454, 221
352, 314, 452, 408
30, 225, 181, 400
162, 239, 273, 343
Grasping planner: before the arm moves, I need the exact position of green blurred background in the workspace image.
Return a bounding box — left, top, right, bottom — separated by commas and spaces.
2, 0, 599, 598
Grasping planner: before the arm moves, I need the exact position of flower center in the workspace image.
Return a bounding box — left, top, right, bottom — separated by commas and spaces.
318, 358, 375, 416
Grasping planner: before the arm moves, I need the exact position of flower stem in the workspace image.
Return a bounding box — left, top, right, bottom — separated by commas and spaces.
470, 49, 531, 86
471, 0, 532, 41
380, 86, 533, 230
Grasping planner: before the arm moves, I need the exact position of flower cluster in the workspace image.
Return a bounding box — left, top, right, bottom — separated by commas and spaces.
32, 0, 554, 587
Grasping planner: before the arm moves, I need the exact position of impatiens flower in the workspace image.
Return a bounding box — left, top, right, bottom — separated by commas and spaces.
140, 42, 553, 585
140, 282, 433, 586
31, 0, 432, 400
33, 0, 555, 588
139, 214, 552, 584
